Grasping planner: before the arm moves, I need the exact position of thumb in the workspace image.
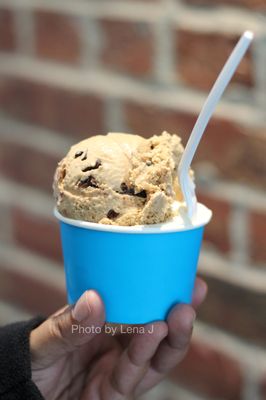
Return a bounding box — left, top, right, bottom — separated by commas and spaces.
30, 290, 105, 367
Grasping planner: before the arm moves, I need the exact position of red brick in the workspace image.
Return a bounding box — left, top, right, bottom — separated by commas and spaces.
197, 193, 231, 253
100, 19, 154, 77
250, 210, 266, 265
125, 100, 195, 139
12, 207, 62, 263
0, 8, 16, 51
183, 0, 266, 11
0, 261, 65, 316
35, 11, 81, 63
124, 101, 266, 190
0, 203, 12, 242
260, 378, 266, 399
0, 139, 58, 192
171, 340, 243, 399
0, 76, 104, 138
228, 130, 266, 189
176, 29, 253, 91
197, 273, 266, 346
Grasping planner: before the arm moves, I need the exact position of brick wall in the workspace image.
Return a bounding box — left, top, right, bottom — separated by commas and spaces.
0, 0, 265, 399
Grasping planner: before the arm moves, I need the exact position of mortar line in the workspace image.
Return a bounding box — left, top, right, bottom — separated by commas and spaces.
0, 242, 64, 288
0, 175, 54, 218
13, 6, 35, 55
199, 249, 266, 292
229, 204, 251, 265
79, 16, 103, 69
194, 320, 266, 372
0, 54, 263, 128
0, 113, 74, 157
104, 98, 127, 133
0, 0, 265, 33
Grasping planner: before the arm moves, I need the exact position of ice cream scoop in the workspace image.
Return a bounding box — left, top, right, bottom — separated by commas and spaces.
53, 131, 188, 226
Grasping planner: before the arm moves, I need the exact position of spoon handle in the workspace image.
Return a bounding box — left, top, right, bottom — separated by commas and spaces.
178, 31, 254, 218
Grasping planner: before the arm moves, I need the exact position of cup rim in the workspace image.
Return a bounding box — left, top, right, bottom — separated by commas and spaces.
54, 202, 212, 234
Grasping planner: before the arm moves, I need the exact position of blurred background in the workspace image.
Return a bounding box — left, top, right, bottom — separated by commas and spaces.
0, 0, 265, 399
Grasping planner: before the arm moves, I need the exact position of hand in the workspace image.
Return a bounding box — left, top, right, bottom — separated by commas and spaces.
30, 278, 207, 399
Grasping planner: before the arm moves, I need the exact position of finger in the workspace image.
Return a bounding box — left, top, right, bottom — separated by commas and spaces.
152, 304, 195, 372
192, 277, 208, 310
101, 322, 168, 400
30, 290, 105, 367
50, 304, 70, 318
134, 304, 195, 396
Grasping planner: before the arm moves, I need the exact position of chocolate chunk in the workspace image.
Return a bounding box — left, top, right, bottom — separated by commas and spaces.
78, 175, 98, 188
135, 190, 147, 198
81, 150, 88, 161
74, 150, 83, 159
150, 145, 154, 150
60, 168, 66, 180
120, 182, 128, 192
82, 166, 92, 172
120, 182, 146, 198
107, 209, 119, 219
120, 182, 134, 195
82, 159, 102, 172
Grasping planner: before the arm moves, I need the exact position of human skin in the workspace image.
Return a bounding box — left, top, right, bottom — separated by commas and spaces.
30, 277, 207, 400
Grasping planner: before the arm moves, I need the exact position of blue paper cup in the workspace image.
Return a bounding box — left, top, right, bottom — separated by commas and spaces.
54, 203, 212, 324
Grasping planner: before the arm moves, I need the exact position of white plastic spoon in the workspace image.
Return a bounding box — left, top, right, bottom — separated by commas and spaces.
178, 30, 254, 220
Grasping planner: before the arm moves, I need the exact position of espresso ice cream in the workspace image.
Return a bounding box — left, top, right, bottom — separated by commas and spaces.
53, 131, 187, 226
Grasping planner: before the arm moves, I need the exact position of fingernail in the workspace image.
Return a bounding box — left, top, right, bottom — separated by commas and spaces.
72, 291, 92, 322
